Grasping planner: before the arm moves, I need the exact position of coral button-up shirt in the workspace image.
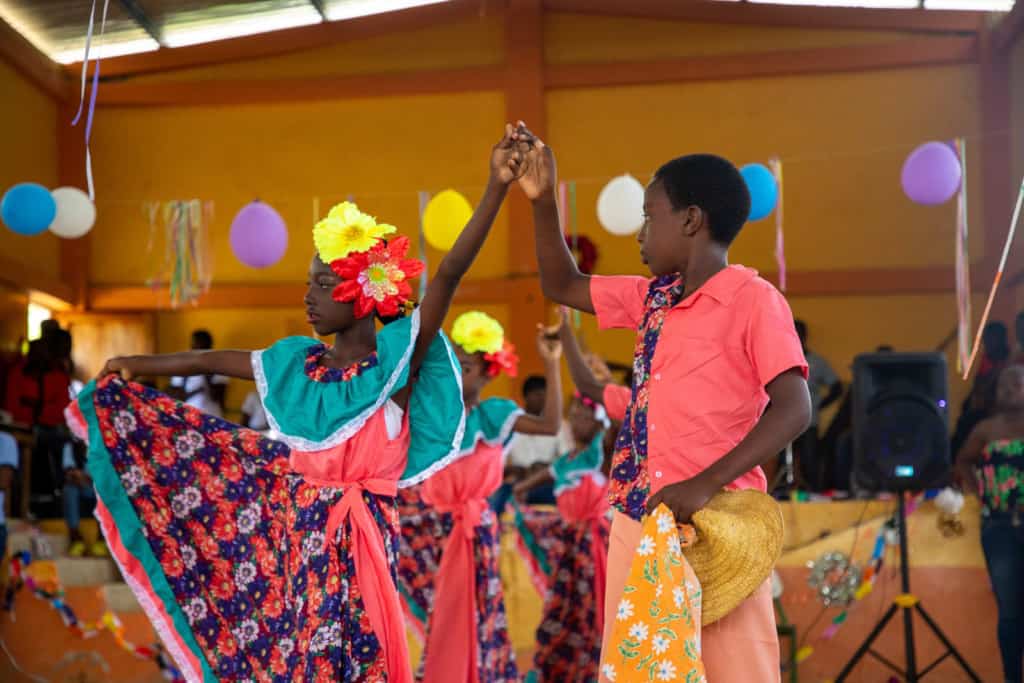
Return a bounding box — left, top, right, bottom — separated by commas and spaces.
591, 265, 807, 496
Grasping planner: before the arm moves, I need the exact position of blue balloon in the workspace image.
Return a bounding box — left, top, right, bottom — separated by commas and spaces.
740, 163, 779, 222
1, 183, 56, 236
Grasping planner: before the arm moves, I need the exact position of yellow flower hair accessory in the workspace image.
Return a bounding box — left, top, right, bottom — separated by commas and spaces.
313, 201, 396, 263
451, 311, 504, 355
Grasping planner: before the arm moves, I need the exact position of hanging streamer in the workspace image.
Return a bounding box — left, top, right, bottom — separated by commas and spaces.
769, 158, 786, 292
312, 196, 320, 226
954, 138, 972, 374
418, 190, 431, 300
72, 0, 110, 200
962, 176, 1024, 380
145, 200, 214, 308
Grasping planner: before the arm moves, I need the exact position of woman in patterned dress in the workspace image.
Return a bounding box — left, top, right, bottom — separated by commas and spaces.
512, 392, 612, 683
956, 364, 1024, 683
397, 312, 563, 683
65, 127, 530, 683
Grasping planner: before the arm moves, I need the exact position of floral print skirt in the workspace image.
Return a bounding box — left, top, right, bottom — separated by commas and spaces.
514, 505, 608, 683
75, 377, 398, 682
396, 488, 519, 682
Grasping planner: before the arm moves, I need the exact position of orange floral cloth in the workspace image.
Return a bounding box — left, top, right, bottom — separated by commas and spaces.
600, 504, 705, 683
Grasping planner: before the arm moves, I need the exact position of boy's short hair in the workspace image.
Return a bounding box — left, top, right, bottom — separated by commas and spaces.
522, 375, 546, 397
653, 154, 751, 246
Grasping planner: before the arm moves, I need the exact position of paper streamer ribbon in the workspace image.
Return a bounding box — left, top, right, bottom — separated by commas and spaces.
3, 550, 184, 682
962, 176, 1024, 380
769, 157, 786, 292
417, 190, 431, 300
786, 493, 925, 670
71, 0, 110, 200
954, 138, 972, 375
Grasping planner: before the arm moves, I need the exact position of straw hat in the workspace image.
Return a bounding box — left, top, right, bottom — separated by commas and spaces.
681, 489, 784, 625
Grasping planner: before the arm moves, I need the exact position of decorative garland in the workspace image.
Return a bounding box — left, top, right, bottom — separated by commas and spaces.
790, 492, 926, 669
2, 550, 184, 682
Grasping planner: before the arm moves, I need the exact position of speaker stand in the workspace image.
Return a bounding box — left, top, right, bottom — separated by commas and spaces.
836, 491, 980, 682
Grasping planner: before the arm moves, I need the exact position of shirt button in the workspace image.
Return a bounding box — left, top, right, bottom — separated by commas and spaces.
650, 424, 656, 432
654, 373, 662, 381
655, 471, 663, 479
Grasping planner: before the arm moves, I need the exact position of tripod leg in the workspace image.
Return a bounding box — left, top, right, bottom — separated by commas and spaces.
914, 604, 983, 682
836, 604, 899, 682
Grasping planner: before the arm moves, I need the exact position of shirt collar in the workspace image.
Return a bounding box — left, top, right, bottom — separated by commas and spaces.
677, 264, 757, 308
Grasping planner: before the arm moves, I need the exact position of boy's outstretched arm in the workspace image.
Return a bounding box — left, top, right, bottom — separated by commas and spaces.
516, 125, 595, 314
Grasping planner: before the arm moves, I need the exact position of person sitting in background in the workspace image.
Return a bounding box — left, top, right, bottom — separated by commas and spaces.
5, 336, 71, 516
61, 439, 106, 558
491, 375, 571, 512
0, 427, 18, 568
168, 329, 228, 417
792, 319, 842, 490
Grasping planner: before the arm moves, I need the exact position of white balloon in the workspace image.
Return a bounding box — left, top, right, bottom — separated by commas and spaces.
49, 187, 96, 238
596, 174, 645, 236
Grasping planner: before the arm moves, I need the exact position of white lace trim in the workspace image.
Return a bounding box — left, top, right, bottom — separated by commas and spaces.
253, 309, 422, 453
429, 406, 525, 472
397, 331, 466, 488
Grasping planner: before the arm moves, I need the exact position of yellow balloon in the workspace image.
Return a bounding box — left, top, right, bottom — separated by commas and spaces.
423, 189, 472, 251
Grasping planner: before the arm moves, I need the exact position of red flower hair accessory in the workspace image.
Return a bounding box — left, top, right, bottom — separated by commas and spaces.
330, 236, 424, 319
484, 341, 519, 378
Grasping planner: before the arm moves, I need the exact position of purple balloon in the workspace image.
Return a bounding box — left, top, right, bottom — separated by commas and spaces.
229, 201, 287, 268
901, 141, 962, 206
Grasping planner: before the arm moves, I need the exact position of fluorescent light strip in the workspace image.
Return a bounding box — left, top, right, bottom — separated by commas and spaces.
924, 0, 1013, 9
163, 6, 322, 48
55, 37, 161, 65
745, 0, 918, 7
325, 0, 451, 21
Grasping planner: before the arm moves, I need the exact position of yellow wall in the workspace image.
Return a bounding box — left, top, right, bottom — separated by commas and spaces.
82, 16, 988, 411
89, 91, 507, 286
0, 61, 60, 281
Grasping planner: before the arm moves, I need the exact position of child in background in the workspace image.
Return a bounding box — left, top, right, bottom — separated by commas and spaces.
514, 124, 810, 682
512, 390, 611, 683
61, 439, 107, 558
397, 313, 563, 683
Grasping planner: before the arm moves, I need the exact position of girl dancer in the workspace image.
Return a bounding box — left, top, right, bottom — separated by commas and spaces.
66, 127, 527, 683
397, 311, 563, 683
512, 376, 611, 682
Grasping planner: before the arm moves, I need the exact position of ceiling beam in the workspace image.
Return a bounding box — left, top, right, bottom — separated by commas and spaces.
546, 36, 978, 90
91, 34, 975, 107
94, 65, 502, 105
64, 0, 495, 79
0, 18, 68, 100
118, 0, 165, 46
309, 0, 329, 22
543, 0, 986, 34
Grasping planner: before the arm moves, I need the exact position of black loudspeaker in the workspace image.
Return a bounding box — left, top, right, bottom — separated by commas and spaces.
852, 352, 950, 492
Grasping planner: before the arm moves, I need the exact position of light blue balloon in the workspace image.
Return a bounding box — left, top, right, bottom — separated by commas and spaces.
1, 183, 56, 236
740, 163, 779, 222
